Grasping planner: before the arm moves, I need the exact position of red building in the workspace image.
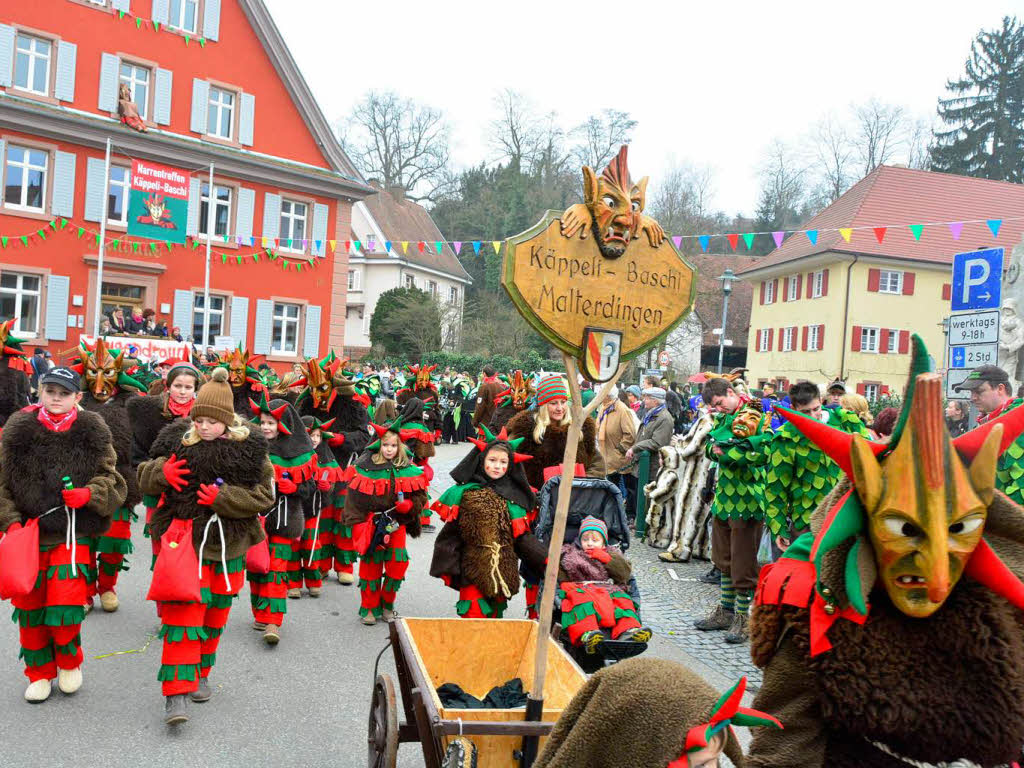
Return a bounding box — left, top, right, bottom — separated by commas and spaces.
0, 0, 369, 368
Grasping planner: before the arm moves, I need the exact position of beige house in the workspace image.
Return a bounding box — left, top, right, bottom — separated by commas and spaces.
344, 183, 472, 358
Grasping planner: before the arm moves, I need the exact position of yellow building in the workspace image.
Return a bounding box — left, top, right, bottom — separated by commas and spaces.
739, 165, 1024, 398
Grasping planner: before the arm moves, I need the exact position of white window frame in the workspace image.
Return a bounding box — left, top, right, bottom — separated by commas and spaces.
864, 383, 880, 402
347, 269, 360, 291
812, 270, 824, 298
887, 329, 899, 353
3, 145, 49, 213
168, 0, 200, 34
0, 272, 42, 338
808, 325, 821, 351
207, 86, 235, 140
198, 183, 232, 240
782, 326, 794, 352
879, 270, 903, 294
107, 165, 131, 226
764, 280, 775, 304
271, 302, 301, 355
404, 274, 415, 289
758, 330, 770, 353
118, 61, 151, 122
427, 280, 438, 299
192, 293, 226, 345
13, 33, 52, 96
861, 326, 879, 353
279, 199, 308, 254
448, 286, 458, 304
786, 276, 797, 302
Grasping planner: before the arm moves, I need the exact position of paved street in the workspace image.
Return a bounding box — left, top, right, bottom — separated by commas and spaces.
0, 442, 753, 765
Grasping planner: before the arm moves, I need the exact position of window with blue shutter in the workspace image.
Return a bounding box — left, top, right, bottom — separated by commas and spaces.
54, 41, 76, 102
252, 299, 273, 354
202, 0, 221, 42
261, 193, 281, 243
190, 78, 209, 134
236, 187, 254, 243
186, 176, 201, 236
83, 157, 105, 222
151, 0, 169, 26
302, 305, 321, 358
311, 203, 328, 257
229, 296, 249, 348
51, 151, 76, 218
153, 68, 172, 125
44, 275, 70, 341
239, 92, 255, 146
0, 25, 14, 89
98, 53, 119, 113
111, 0, 131, 12
172, 289, 193, 339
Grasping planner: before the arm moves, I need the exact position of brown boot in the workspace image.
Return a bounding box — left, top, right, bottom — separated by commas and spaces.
263, 624, 280, 645
724, 611, 750, 644
694, 604, 734, 631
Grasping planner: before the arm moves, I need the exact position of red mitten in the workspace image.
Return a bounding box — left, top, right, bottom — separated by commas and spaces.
328, 433, 346, 447
197, 483, 220, 507
277, 477, 298, 495
317, 478, 332, 491
586, 548, 612, 564
162, 454, 191, 492
62, 487, 91, 509
394, 499, 413, 514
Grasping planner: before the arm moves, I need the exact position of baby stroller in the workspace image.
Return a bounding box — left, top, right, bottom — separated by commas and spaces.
533, 473, 648, 673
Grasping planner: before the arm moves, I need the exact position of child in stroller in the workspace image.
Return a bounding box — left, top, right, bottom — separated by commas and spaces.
558, 516, 652, 654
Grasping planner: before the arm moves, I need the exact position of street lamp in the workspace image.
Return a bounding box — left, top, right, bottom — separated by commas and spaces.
716, 268, 737, 374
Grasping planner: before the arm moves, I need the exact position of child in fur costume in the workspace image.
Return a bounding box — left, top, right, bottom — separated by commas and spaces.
556, 516, 651, 654
0, 367, 126, 703
247, 395, 316, 640
342, 418, 428, 625
0, 320, 31, 428
429, 426, 547, 618
398, 397, 437, 529
535, 658, 781, 768
138, 367, 273, 725
301, 415, 340, 595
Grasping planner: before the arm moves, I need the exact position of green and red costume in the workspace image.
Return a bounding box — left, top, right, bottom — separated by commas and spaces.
979, 398, 1024, 507
398, 397, 437, 526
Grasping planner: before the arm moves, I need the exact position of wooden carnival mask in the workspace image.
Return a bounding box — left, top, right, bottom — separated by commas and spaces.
849, 373, 998, 618
561, 145, 665, 258
408, 364, 437, 391
509, 369, 533, 410
223, 345, 262, 390
74, 338, 144, 403
296, 352, 344, 411
731, 401, 769, 439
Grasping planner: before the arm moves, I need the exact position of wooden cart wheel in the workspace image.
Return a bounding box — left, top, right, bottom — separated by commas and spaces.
367, 673, 399, 768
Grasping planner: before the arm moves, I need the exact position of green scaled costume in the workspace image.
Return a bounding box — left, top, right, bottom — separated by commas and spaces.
763, 407, 869, 536
704, 405, 772, 522
982, 398, 1024, 506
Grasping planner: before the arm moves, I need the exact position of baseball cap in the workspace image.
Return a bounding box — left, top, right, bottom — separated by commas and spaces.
954, 364, 1010, 392
39, 366, 82, 393
827, 380, 847, 393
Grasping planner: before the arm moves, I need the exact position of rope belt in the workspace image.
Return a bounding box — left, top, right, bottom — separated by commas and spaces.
305, 490, 323, 568
868, 740, 1017, 768
274, 495, 289, 532
484, 542, 512, 599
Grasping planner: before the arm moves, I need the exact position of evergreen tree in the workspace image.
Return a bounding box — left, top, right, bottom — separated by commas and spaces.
931, 16, 1024, 183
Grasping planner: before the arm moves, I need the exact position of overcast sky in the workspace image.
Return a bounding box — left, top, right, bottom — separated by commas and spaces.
266, 0, 1013, 217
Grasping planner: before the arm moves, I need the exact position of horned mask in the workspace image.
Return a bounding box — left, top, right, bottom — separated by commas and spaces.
72, 338, 145, 403
584, 146, 648, 259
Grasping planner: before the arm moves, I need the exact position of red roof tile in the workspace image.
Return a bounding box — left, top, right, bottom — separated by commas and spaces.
738, 165, 1024, 275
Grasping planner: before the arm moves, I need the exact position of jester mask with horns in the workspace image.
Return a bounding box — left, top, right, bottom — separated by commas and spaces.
760, 335, 1024, 655
406, 364, 438, 393
496, 370, 534, 411
560, 145, 666, 259
71, 338, 145, 403
218, 345, 263, 391
294, 351, 352, 412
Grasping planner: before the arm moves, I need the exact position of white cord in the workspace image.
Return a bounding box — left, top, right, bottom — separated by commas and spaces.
65, 507, 77, 578
198, 514, 231, 590
305, 490, 322, 568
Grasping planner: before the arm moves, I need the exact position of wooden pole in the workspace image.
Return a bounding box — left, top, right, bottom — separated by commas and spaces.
521, 355, 626, 765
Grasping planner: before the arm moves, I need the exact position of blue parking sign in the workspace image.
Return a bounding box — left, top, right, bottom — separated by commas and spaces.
951, 248, 1003, 311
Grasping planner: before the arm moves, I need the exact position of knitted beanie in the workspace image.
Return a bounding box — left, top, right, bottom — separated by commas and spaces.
536, 375, 569, 406
190, 367, 234, 426
166, 359, 203, 387
579, 515, 608, 545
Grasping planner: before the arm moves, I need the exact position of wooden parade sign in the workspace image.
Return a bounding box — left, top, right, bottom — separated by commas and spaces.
501, 147, 696, 378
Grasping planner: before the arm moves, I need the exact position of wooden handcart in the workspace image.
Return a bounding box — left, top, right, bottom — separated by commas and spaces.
368, 617, 587, 768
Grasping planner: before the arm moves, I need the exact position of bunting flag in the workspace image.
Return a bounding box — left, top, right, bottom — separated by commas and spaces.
417, 241, 425, 254
435, 241, 443, 255
839, 228, 853, 243
988, 219, 1003, 237
329, 239, 336, 252
453, 241, 462, 255
353, 240, 360, 252
472, 241, 482, 255
806, 229, 818, 245
698, 235, 710, 252
772, 231, 785, 248
401, 241, 409, 254
671, 235, 682, 249
107, 4, 208, 47
742, 233, 755, 250
492, 241, 501, 254
949, 222, 964, 240
385, 240, 392, 253
726, 233, 739, 251
873, 227, 887, 243
909, 224, 923, 241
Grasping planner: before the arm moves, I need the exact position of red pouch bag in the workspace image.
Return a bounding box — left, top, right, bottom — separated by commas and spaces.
245, 517, 270, 575
146, 518, 201, 602
0, 520, 40, 600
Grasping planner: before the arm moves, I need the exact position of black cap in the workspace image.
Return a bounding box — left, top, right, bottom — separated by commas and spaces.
38, 366, 82, 393
954, 364, 1010, 392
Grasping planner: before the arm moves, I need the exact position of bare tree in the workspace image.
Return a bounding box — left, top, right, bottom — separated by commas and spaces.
852, 98, 905, 175
755, 139, 808, 232
571, 109, 638, 170
489, 89, 544, 169
339, 90, 451, 202
904, 116, 933, 170
812, 112, 855, 202
460, 294, 537, 359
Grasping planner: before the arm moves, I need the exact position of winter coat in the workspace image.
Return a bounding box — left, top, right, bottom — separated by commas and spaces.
596, 399, 637, 476
137, 420, 273, 561
341, 455, 428, 538
632, 405, 674, 476
557, 543, 631, 588
506, 410, 605, 491
429, 486, 547, 599
489, 402, 524, 432
472, 379, 505, 430
127, 393, 188, 467
0, 361, 30, 426
0, 408, 126, 545
297, 390, 370, 467
82, 391, 142, 508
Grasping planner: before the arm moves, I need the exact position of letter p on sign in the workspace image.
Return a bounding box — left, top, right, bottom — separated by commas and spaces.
951, 248, 1003, 312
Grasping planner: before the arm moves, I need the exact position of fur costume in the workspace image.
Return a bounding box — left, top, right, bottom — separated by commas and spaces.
472, 378, 505, 431
396, 365, 441, 436
506, 409, 604, 491
0, 360, 30, 427
128, 393, 189, 467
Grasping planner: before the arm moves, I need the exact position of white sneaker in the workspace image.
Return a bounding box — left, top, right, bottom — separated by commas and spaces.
24, 679, 52, 702
57, 667, 82, 694
361, 613, 376, 626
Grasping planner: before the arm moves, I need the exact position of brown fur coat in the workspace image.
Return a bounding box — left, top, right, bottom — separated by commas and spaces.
505, 410, 604, 491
